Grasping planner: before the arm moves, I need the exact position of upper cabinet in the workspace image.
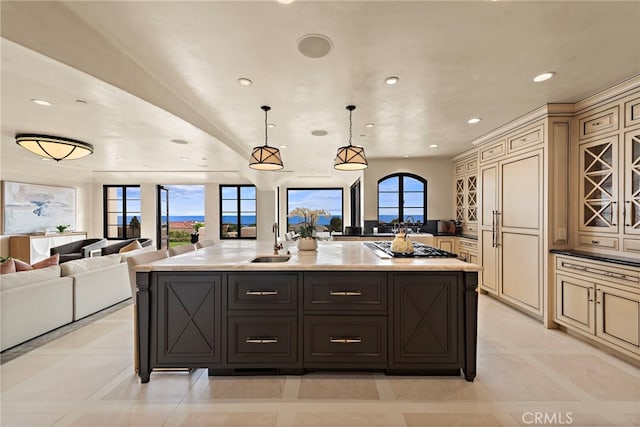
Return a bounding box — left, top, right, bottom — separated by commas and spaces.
575, 90, 640, 256
453, 152, 478, 235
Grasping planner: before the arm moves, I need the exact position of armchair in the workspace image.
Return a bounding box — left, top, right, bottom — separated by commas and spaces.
50, 238, 108, 263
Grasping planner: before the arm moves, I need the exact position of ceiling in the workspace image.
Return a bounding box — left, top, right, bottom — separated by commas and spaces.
1, 1, 639, 187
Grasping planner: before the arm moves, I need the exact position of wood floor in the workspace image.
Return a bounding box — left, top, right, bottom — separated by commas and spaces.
1, 295, 639, 427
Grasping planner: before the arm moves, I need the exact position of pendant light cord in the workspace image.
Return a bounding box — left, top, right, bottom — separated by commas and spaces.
264, 108, 269, 147
348, 108, 353, 146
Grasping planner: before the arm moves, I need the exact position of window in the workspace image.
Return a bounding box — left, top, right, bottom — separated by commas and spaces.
287, 188, 344, 234
378, 173, 426, 224
220, 185, 256, 239
104, 185, 141, 239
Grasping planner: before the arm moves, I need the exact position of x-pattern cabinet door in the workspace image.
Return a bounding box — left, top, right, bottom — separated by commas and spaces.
625, 131, 640, 235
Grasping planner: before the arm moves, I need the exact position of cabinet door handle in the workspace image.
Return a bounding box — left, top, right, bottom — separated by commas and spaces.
625, 201, 631, 226
611, 201, 618, 226
329, 337, 362, 344
330, 291, 362, 296
246, 290, 279, 296
491, 210, 496, 248
587, 288, 593, 302
494, 211, 501, 247
246, 337, 278, 344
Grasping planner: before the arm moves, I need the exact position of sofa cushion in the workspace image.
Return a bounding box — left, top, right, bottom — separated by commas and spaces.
0, 265, 61, 291
60, 254, 121, 276
1, 259, 16, 275
119, 240, 142, 253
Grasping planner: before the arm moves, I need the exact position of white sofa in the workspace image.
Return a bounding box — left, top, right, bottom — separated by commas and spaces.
1, 266, 74, 351
0, 253, 139, 351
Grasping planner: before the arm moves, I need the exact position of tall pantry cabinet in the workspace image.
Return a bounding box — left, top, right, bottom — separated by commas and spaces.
476, 108, 572, 325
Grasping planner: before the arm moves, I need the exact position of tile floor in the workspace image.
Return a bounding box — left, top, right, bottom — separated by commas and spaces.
1, 296, 639, 427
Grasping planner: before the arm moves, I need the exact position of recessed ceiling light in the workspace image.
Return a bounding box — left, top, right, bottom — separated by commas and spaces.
41, 158, 53, 161
31, 99, 51, 106
171, 139, 189, 145
202, 157, 208, 161
180, 157, 188, 161
279, 145, 288, 149
267, 123, 276, 128
277, 0, 295, 4
360, 134, 366, 137
311, 130, 328, 136
385, 76, 399, 85
467, 117, 481, 124
115, 157, 124, 161
429, 144, 439, 148
364, 123, 375, 128
403, 155, 409, 158
533, 72, 555, 82
237, 78, 253, 86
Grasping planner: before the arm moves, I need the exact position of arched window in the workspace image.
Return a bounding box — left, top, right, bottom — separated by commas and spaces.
377, 173, 427, 224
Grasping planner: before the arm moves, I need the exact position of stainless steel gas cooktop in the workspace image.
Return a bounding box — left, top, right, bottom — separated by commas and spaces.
363, 241, 458, 258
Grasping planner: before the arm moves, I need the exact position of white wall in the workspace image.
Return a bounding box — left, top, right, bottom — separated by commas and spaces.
363, 157, 454, 222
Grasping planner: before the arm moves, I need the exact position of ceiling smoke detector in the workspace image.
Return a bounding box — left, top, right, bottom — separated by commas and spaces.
298, 34, 333, 59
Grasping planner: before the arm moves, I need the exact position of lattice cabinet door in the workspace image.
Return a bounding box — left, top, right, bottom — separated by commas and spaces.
467, 175, 478, 223
455, 178, 465, 222
579, 136, 619, 233
625, 132, 640, 235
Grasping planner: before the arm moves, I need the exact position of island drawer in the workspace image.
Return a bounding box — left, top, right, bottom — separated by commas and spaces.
303, 316, 387, 364
227, 316, 297, 363
227, 273, 298, 311
303, 272, 387, 312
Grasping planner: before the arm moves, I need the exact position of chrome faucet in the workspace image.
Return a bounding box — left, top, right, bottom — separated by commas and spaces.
405, 216, 416, 233
272, 222, 283, 255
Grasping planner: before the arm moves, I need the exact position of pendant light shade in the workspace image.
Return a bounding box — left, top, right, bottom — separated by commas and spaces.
15, 133, 94, 161
334, 105, 368, 170
249, 106, 283, 170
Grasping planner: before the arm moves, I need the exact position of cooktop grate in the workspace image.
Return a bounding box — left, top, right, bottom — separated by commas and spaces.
364, 241, 458, 258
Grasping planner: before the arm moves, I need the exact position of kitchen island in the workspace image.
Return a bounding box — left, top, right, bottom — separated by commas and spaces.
135, 241, 480, 383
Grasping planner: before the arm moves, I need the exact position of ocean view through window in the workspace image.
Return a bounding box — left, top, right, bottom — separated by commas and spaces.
163, 185, 204, 247
287, 188, 343, 234
378, 173, 427, 224
220, 185, 256, 239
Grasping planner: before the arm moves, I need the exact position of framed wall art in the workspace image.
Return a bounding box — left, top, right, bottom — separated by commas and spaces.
2, 181, 76, 235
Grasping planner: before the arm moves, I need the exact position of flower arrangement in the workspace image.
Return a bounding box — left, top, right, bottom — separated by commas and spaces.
55, 224, 70, 233
193, 221, 205, 233
288, 207, 330, 239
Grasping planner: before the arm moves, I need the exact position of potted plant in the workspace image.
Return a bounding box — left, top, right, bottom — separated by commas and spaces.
55, 224, 70, 233
287, 207, 329, 251
191, 221, 204, 243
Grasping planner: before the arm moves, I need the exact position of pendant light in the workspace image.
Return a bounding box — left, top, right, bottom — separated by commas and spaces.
249, 105, 284, 170
15, 133, 94, 161
334, 105, 368, 170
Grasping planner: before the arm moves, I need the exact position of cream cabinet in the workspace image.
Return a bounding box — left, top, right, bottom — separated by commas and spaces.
478, 123, 546, 316
575, 94, 640, 256
453, 151, 478, 234
457, 237, 478, 264
554, 254, 640, 360
434, 236, 456, 253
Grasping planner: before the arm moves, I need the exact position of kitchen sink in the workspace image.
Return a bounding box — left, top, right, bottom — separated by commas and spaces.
250, 255, 291, 263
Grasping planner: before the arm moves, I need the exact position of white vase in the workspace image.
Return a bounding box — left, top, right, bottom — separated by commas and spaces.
297, 237, 318, 251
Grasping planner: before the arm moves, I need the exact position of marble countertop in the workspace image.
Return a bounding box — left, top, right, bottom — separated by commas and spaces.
138, 240, 482, 272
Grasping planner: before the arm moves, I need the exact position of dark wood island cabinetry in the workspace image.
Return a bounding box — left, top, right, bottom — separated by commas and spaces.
135, 241, 479, 383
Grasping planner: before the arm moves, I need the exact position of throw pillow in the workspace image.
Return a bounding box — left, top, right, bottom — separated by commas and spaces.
32, 253, 60, 269
119, 240, 142, 253
14, 258, 34, 272
0, 258, 16, 274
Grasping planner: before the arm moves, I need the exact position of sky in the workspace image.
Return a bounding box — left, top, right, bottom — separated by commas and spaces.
165, 185, 204, 216
287, 189, 343, 216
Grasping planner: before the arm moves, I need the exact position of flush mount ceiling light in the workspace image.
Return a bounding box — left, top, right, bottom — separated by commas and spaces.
311, 129, 328, 136
15, 133, 94, 161
334, 105, 368, 171
237, 77, 253, 86
467, 117, 481, 124
385, 76, 399, 85
429, 144, 439, 148
249, 106, 284, 170
533, 72, 555, 82
365, 123, 375, 128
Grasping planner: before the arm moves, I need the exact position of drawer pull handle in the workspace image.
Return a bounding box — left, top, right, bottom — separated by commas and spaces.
246, 290, 279, 296
591, 240, 600, 245
329, 291, 362, 296
592, 122, 601, 126
329, 337, 362, 344
245, 337, 278, 344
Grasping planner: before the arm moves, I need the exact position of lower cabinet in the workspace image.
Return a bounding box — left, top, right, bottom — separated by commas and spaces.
554, 255, 640, 359
434, 236, 456, 253
391, 273, 461, 368
138, 270, 478, 382
153, 274, 222, 366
